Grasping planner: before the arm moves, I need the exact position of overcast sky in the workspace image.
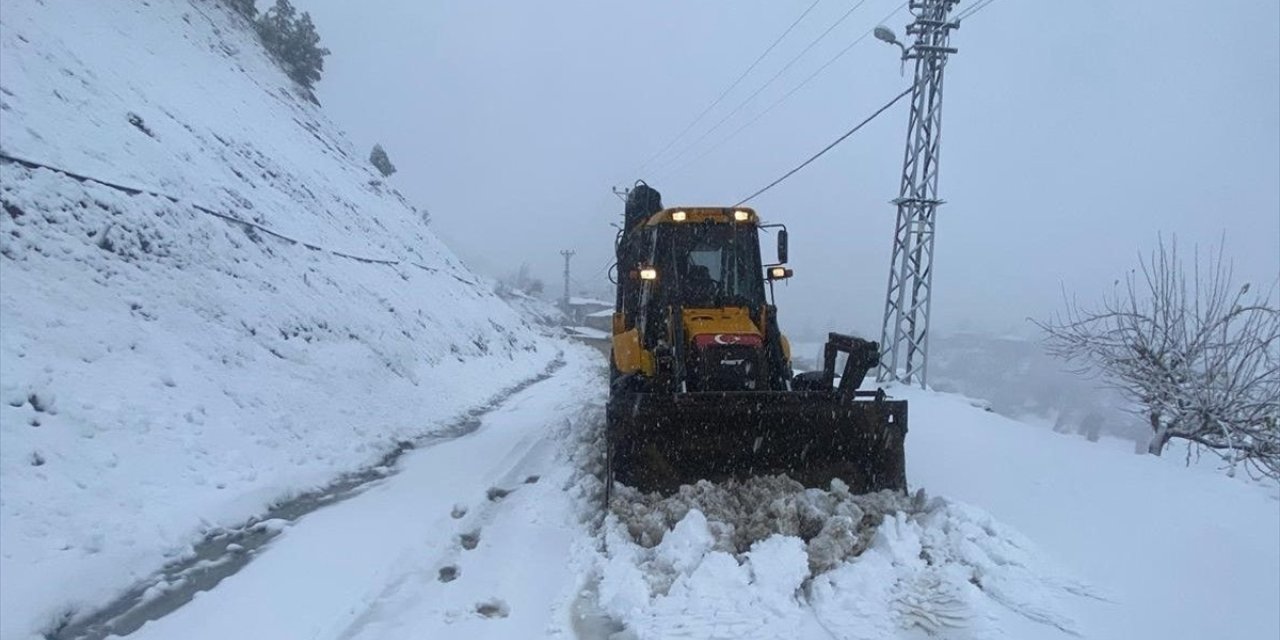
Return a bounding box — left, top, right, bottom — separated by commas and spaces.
293, 0, 1279, 339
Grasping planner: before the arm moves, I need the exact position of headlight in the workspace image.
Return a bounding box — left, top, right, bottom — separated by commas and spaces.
733, 210, 750, 222
671, 210, 687, 222
639, 267, 658, 281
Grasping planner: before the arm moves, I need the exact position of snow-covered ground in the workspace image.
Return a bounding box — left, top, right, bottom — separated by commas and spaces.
60, 348, 1277, 640
2, 1, 1275, 639
900, 385, 1280, 640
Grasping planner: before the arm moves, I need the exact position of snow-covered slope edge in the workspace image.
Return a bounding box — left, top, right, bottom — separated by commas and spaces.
0, 1, 554, 637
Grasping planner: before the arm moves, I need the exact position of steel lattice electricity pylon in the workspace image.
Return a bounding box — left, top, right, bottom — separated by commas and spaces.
877, 0, 960, 387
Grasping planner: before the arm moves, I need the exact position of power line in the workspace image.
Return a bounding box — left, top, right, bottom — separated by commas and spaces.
660, 2, 908, 179
734, 84, 913, 206
653, 0, 873, 174
633, 0, 823, 175
956, 0, 998, 21
690, 0, 982, 183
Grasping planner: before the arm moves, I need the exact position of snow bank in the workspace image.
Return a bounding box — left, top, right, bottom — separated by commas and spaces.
898, 384, 1280, 640
0, 1, 556, 637
600, 477, 1090, 639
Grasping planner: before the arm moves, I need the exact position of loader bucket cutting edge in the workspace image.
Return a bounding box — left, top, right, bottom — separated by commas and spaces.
607, 391, 907, 495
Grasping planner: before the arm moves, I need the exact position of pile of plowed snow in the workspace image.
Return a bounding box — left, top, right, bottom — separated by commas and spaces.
611, 478, 919, 573
599, 477, 1092, 639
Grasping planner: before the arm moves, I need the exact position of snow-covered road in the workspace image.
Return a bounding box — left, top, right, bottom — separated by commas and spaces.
120, 346, 605, 640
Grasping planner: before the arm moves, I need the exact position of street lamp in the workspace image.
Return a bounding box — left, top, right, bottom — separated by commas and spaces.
873, 25, 908, 74
874, 25, 908, 56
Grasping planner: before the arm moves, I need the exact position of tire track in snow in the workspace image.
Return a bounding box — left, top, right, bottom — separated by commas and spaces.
332, 418, 568, 640
321, 358, 605, 640
47, 354, 566, 640
100, 346, 604, 640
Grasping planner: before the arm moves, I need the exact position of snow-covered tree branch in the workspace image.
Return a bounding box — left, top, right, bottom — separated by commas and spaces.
1037, 237, 1280, 479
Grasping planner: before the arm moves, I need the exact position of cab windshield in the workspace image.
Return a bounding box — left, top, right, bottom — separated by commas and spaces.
656, 222, 764, 308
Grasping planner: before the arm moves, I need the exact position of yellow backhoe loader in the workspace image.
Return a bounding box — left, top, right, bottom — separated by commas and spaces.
606, 183, 908, 498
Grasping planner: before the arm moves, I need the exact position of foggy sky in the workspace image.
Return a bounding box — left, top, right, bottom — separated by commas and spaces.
293, 0, 1279, 339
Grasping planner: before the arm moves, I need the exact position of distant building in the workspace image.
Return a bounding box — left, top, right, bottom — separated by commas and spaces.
583, 308, 613, 333
562, 296, 612, 326
561, 296, 612, 356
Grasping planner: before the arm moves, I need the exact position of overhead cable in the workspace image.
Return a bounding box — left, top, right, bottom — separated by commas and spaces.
734, 84, 913, 206
655, 0, 874, 173
661, 1, 908, 179
633, 0, 823, 174
956, 0, 998, 21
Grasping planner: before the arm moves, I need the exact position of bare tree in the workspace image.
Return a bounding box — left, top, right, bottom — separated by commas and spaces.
1038, 237, 1279, 479
493, 263, 545, 298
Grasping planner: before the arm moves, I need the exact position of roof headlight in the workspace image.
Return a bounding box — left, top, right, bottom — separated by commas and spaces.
671, 210, 687, 222
733, 210, 750, 222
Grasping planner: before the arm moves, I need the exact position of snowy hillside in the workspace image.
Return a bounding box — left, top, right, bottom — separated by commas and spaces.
0, 1, 557, 637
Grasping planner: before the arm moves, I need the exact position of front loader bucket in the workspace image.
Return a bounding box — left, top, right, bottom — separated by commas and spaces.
606, 390, 907, 495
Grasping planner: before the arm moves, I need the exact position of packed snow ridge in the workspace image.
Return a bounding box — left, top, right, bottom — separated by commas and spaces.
600, 477, 1094, 640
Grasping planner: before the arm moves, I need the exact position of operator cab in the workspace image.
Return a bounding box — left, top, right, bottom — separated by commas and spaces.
656, 216, 766, 310
614, 202, 792, 393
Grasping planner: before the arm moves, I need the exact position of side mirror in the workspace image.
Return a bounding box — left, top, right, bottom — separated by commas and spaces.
777, 228, 789, 264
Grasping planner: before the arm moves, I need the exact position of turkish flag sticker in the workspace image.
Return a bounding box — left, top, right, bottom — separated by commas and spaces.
694, 333, 762, 348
